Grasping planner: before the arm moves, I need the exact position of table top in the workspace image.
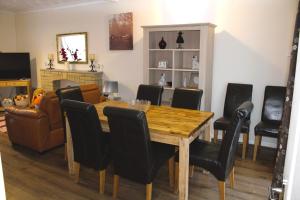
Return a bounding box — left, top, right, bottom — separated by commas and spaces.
95, 100, 214, 138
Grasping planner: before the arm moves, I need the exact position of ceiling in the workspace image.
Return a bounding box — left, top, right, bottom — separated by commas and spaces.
0, 0, 117, 13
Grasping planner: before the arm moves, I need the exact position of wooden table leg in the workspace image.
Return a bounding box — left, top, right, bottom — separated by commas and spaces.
204, 120, 211, 142
178, 138, 189, 200
66, 116, 75, 175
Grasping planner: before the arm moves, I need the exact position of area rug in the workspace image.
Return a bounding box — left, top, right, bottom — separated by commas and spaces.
0, 116, 7, 134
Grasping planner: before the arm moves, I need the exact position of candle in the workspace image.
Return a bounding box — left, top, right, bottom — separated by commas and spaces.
48, 53, 54, 60
89, 54, 95, 60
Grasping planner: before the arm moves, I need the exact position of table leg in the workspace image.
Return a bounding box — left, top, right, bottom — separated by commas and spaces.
204, 120, 211, 142
66, 116, 75, 175
178, 138, 189, 200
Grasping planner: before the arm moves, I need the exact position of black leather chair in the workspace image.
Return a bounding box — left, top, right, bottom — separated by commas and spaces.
253, 86, 286, 161
175, 101, 253, 200
56, 86, 84, 159
103, 106, 175, 200
213, 83, 253, 159
61, 99, 110, 194
136, 84, 164, 105
56, 86, 84, 133
171, 88, 203, 110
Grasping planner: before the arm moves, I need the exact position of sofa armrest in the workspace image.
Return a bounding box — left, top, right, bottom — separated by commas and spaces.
5, 106, 47, 119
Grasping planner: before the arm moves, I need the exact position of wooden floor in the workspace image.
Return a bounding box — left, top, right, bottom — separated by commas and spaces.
0, 134, 274, 200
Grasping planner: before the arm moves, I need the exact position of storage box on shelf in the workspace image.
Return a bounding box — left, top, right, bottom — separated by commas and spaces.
142, 23, 215, 110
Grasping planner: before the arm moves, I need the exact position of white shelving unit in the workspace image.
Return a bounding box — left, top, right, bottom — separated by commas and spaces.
142, 23, 215, 110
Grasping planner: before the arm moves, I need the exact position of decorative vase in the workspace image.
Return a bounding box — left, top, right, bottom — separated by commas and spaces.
159, 37, 167, 49
176, 31, 184, 49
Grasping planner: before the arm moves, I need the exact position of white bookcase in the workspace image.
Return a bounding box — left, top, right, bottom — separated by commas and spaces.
142, 23, 216, 111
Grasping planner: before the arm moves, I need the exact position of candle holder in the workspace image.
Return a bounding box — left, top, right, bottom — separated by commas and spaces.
47, 54, 54, 70
89, 54, 97, 72
89, 59, 96, 72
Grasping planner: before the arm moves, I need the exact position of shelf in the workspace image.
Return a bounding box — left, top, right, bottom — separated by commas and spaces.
149, 68, 173, 71
174, 69, 199, 72
164, 87, 174, 90
149, 49, 200, 51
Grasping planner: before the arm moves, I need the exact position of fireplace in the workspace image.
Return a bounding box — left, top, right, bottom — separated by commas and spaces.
40, 69, 103, 91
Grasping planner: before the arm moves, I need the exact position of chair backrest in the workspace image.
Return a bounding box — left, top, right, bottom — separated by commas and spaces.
61, 99, 107, 170
218, 101, 253, 178
56, 86, 84, 103
171, 88, 203, 110
261, 86, 286, 124
136, 84, 164, 105
223, 83, 253, 120
56, 86, 84, 135
103, 106, 153, 184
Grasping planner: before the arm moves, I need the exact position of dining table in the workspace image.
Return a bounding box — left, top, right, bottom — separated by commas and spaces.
65, 100, 214, 200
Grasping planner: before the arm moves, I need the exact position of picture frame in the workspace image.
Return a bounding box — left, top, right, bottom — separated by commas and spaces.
56, 32, 88, 64
109, 12, 133, 50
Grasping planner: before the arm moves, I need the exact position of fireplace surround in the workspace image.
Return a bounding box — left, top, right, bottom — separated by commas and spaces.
40, 69, 103, 91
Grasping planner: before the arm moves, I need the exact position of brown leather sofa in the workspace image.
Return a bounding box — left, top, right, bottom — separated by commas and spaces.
5, 84, 105, 153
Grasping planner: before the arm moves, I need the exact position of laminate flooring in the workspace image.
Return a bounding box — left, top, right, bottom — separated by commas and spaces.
0, 135, 274, 200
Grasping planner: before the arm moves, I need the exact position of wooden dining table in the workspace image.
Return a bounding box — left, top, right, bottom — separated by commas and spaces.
65, 100, 214, 200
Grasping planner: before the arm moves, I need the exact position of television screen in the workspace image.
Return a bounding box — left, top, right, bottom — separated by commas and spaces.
0, 53, 31, 80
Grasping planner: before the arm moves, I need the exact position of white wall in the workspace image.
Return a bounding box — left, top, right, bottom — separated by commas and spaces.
14, 0, 297, 147
0, 11, 17, 99
0, 11, 16, 51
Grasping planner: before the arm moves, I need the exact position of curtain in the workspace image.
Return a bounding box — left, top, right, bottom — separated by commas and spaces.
269, 2, 300, 199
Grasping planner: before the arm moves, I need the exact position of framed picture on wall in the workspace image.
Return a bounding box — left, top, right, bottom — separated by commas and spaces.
56, 32, 88, 64
109, 12, 133, 50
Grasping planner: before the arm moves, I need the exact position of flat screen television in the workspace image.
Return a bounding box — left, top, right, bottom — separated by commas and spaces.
0, 53, 31, 80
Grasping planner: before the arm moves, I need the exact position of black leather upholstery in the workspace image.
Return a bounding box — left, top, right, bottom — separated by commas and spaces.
136, 84, 164, 105
214, 83, 253, 133
56, 86, 84, 136
103, 106, 175, 184
61, 99, 110, 170
255, 86, 286, 138
185, 101, 254, 181
171, 88, 203, 110
56, 86, 84, 103
214, 117, 250, 133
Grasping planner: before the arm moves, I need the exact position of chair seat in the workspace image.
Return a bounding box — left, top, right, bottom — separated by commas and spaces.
151, 142, 175, 182
175, 139, 226, 181
214, 117, 250, 133
254, 121, 280, 138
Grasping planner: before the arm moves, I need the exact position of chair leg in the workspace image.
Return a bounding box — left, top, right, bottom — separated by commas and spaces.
64, 143, 68, 161
222, 130, 225, 140
229, 167, 235, 189
218, 181, 225, 200
113, 175, 119, 199
214, 129, 218, 143
74, 162, 80, 183
146, 183, 152, 200
189, 165, 194, 178
174, 162, 179, 193
242, 133, 248, 159
168, 157, 175, 188
253, 135, 261, 161
99, 170, 106, 194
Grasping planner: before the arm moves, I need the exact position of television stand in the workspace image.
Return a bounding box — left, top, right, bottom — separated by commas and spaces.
0, 79, 31, 97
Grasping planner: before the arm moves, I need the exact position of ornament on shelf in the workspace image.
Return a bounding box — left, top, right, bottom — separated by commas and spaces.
89, 54, 97, 72
158, 73, 166, 86
176, 31, 184, 49
192, 56, 199, 69
159, 37, 167, 49
47, 53, 54, 70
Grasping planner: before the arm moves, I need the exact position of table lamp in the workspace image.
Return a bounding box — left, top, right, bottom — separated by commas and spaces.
103, 81, 119, 99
